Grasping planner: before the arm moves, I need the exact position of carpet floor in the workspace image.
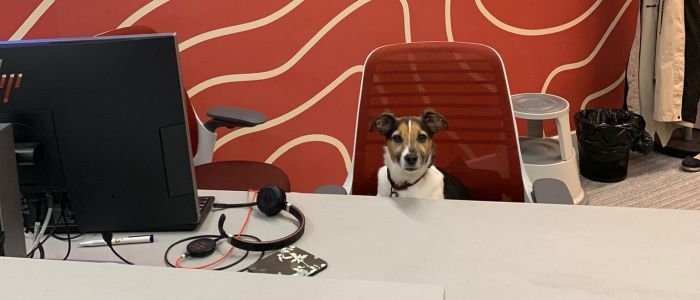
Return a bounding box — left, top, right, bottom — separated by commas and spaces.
580, 150, 700, 210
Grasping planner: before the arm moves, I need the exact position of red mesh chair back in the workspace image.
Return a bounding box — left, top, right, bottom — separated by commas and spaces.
183, 95, 199, 155
352, 42, 524, 202
95, 26, 199, 153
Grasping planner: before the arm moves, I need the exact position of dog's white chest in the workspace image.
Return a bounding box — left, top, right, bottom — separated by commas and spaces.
377, 165, 445, 199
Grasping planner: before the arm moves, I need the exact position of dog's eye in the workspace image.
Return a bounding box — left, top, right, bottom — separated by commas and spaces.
417, 134, 428, 143
391, 135, 403, 143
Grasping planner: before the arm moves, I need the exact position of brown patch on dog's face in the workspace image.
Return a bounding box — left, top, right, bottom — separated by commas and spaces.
371, 110, 448, 171
386, 119, 414, 167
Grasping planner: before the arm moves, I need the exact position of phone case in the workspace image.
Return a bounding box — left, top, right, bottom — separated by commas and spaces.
247, 246, 328, 276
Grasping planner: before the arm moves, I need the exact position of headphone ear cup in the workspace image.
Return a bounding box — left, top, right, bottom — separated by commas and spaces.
256, 185, 286, 216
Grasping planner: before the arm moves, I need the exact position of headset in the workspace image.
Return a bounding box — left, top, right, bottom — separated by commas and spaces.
217, 185, 305, 252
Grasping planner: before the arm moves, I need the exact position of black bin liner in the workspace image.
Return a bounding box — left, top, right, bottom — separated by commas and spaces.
574, 109, 653, 182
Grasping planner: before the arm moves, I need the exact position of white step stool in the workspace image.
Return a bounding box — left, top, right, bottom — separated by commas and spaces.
512, 93, 584, 204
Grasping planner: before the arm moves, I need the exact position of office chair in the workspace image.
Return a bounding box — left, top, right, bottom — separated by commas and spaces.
319, 42, 568, 202
96, 26, 291, 192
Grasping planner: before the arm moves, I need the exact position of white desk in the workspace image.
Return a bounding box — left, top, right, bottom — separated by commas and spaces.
0, 257, 444, 300
31, 191, 700, 299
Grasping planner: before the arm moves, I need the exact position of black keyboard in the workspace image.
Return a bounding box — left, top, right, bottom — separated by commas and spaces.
153, 195, 214, 231
26, 195, 216, 233
197, 196, 215, 217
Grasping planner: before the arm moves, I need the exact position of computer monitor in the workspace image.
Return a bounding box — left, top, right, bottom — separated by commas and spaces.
0, 34, 210, 232
0, 124, 26, 257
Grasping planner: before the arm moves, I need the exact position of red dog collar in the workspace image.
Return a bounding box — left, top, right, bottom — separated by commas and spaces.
387, 168, 429, 197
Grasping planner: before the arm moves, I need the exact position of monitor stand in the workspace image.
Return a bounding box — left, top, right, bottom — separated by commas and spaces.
0, 124, 26, 257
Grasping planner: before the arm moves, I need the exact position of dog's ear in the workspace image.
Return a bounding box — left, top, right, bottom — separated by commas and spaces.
370, 111, 396, 136
421, 110, 448, 134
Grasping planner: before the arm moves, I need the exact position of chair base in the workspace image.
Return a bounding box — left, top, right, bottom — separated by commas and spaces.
523, 157, 585, 205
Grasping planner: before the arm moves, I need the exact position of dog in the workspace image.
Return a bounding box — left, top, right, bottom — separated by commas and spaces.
371, 110, 472, 200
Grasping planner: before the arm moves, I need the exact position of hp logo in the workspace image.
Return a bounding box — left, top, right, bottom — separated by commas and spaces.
0, 59, 23, 104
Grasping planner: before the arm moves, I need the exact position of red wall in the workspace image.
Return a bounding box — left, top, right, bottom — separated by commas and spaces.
2, 0, 639, 192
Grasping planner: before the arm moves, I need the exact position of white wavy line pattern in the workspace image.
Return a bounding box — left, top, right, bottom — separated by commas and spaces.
9, 0, 55, 40
118, 0, 168, 29
445, 0, 454, 41
399, 0, 412, 42
580, 72, 625, 109
214, 65, 364, 150
179, 0, 304, 52
187, 0, 371, 97
6, 1, 638, 191
541, 0, 633, 93
265, 134, 352, 172
475, 0, 603, 36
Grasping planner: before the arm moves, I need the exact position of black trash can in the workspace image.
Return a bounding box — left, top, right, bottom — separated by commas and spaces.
574, 109, 653, 182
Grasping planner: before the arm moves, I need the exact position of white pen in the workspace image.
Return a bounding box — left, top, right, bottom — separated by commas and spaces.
78, 235, 154, 247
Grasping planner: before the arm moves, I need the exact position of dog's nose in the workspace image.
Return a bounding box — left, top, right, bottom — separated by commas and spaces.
404, 153, 418, 166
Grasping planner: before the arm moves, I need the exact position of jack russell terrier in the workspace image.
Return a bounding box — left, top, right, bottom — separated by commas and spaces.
371, 110, 472, 200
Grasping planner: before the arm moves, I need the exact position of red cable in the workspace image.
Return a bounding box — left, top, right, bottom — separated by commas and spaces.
176, 190, 257, 269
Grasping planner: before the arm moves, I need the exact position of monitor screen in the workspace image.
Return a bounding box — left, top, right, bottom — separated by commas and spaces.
0, 34, 201, 232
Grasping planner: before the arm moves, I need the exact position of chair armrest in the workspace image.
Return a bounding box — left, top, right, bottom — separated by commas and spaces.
314, 185, 348, 195
531, 178, 574, 204
203, 107, 267, 132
